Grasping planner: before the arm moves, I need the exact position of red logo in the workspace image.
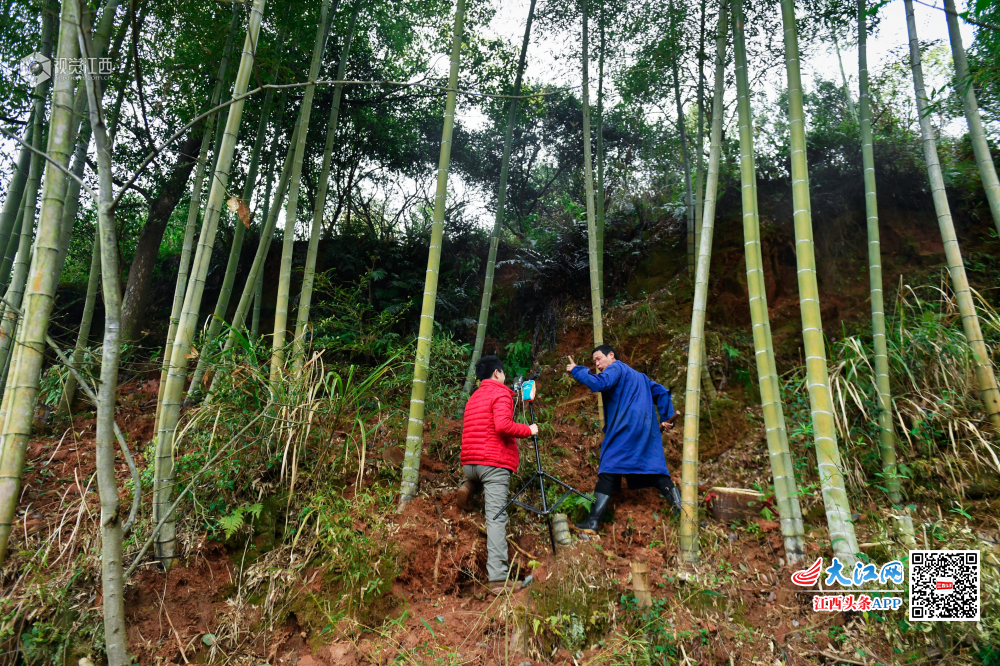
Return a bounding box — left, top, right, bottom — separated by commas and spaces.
791, 558, 823, 586
936, 581, 953, 590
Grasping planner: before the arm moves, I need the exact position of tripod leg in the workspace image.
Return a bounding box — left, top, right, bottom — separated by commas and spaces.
547, 516, 557, 555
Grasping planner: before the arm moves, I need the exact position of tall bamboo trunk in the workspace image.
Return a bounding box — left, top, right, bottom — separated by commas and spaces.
904, 0, 1000, 429
857, 0, 900, 505
582, 0, 604, 427
459, 0, 537, 407
731, 0, 806, 563
152, 9, 240, 434
397, 0, 467, 510
595, 7, 605, 305
679, 0, 729, 563
944, 0, 1000, 235
154, 0, 269, 568
79, 20, 128, 662
0, 110, 35, 259
188, 57, 283, 396
672, 37, 695, 279
210, 115, 301, 382
780, 0, 860, 565
0, 0, 81, 565
832, 31, 858, 122
693, 0, 706, 255
0, 191, 26, 291
59, 211, 101, 414
0, 15, 53, 400
292, 3, 362, 369
270, 0, 336, 384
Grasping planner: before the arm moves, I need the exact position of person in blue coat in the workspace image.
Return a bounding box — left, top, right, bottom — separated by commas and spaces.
566, 344, 681, 532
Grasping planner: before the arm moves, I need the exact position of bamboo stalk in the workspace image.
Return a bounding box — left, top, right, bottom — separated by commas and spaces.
679, 0, 728, 564
0, 109, 34, 260
397, 0, 467, 509
596, 4, 605, 305
187, 50, 284, 396
292, 2, 362, 369
58, 224, 101, 414
459, 0, 537, 407
270, 0, 337, 384
780, 0, 859, 565
153, 0, 270, 568
152, 8, 240, 434
858, 0, 901, 506
731, 0, 805, 562
79, 17, 128, 662
904, 0, 1000, 430
0, 0, 80, 566
944, 0, 1000, 236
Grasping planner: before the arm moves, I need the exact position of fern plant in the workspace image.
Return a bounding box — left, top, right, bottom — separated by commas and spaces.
217, 503, 263, 540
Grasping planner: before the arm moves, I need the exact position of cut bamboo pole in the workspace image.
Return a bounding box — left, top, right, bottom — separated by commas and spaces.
397, 0, 466, 509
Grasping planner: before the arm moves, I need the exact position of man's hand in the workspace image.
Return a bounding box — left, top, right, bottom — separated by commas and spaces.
565, 356, 577, 373
660, 421, 674, 431
528, 423, 539, 436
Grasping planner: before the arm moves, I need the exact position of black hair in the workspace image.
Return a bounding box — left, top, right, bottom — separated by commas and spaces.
475, 355, 505, 380
592, 344, 617, 358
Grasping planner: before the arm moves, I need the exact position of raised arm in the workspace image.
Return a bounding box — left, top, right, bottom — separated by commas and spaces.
493, 394, 533, 439
571, 362, 620, 393
651, 381, 675, 421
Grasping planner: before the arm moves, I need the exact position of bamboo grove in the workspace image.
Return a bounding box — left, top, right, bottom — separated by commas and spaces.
1, 0, 1000, 659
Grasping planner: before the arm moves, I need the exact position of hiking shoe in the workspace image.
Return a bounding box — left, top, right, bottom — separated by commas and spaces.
455, 480, 479, 510
488, 579, 521, 595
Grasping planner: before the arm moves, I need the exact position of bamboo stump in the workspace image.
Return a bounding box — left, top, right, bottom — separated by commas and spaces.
630, 561, 652, 607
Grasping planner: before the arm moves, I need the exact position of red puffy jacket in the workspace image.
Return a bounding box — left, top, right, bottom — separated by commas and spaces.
461, 379, 533, 472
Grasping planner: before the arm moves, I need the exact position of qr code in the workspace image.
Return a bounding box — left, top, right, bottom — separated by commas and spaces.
909, 550, 980, 621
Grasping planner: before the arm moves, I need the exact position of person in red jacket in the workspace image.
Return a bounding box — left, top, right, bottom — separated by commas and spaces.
456, 355, 538, 591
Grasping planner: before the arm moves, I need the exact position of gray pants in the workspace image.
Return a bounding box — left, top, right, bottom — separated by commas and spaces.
463, 464, 511, 582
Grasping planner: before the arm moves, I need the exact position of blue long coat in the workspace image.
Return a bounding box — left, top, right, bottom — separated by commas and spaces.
570, 361, 674, 475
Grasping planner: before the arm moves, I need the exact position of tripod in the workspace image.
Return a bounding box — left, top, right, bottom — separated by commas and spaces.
494, 378, 594, 554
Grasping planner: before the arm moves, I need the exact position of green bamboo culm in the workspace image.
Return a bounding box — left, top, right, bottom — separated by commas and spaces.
292, 2, 362, 369
730, 0, 806, 564
0, 109, 34, 263
693, 0, 707, 257
153, 10, 240, 434
595, 4, 605, 305
780, 0, 859, 565
582, 0, 605, 426
398, 0, 466, 510
154, 0, 270, 569
209, 115, 302, 394
679, 0, 728, 563
59, 231, 101, 414
858, 0, 901, 505
903, 0, 1000, 430
671, 0, 695, 278
270, 0, 336, 385
0, 0, 80, 566
0, 189, 26, 292
459, 0, 537, 407
944, 0, 1000, 236
79, 18, 129, 660
188, 54, 284, 396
